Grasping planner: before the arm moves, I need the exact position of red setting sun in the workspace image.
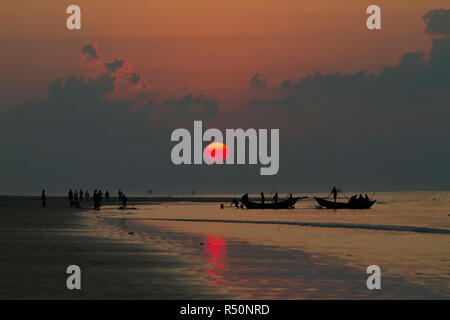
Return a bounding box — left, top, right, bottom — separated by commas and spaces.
204, 142, 230, 164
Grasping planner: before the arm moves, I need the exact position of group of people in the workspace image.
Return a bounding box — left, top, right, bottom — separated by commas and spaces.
236, 192, 293, 206
348, 194, 371, 204
259, 192, 293, 204
40, 188, 128, 210
328, 186, 371, 204
67, 189, 111, 209
92, 190, 109, 210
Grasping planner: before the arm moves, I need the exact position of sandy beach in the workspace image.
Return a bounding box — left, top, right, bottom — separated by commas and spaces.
0, 198, 231, 299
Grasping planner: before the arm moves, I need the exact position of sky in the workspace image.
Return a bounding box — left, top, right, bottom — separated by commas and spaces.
0, 1, 449, 195
1, 0, 448, 108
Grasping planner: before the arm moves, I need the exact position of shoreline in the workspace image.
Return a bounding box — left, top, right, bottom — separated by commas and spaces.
2, 190, 448, 203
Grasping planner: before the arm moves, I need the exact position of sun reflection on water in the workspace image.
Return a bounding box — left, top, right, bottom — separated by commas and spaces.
204, 236, 227, 286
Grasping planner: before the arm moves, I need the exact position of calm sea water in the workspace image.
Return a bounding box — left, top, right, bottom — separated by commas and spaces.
99, 191, 450, 299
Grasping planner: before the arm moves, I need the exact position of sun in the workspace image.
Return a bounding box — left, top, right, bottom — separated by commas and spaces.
204, 142, 230, 164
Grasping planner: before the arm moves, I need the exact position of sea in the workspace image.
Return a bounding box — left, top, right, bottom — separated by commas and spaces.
96, 191, 450, 299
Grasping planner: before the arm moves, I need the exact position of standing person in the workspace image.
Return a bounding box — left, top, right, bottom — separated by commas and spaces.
118, 189, 123, 203
330, 186, 338, 202
93, 190, 98, 209
122, 194, 128, 208
272, 192, 279, 204
105, 190, 110, 202
41, 189, 46, 207
287, 193, 294, 208
79, 189, 84, 202
260, 192, 265, 205
85, 190, 90, 202
97, 190, 103, 209
68, 189, 74, 206
74, 190, 80, 208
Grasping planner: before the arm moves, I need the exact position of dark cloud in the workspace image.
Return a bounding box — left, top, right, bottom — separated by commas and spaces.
249, 36, 450, 116
161, 94, 218, 118
249, 73, 267, 88
429, 38, 450, 77
423, 9, 450, 37
48, 75, 115, 102
105, 58, 126, 73
80, 43, 100, 62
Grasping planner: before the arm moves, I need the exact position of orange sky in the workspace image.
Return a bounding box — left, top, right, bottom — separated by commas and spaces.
1, 0, 448, 107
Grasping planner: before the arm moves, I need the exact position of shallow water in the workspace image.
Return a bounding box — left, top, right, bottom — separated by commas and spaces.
99, 191, 450, 299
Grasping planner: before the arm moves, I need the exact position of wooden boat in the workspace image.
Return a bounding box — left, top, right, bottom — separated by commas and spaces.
314, 197, 376, 209
240, 194, 305, 209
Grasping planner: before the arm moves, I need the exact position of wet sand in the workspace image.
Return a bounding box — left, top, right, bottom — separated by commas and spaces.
101, 217, 447, 299
0, 199, 231, 299
98, 194, 450, 299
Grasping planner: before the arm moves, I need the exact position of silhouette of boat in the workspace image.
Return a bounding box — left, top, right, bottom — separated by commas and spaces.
240, 194, 305, 209
314, 197, 376, 209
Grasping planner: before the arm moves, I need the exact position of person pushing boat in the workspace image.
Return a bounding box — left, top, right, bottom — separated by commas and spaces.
327, 186, 338, 202
272, 193, 279, 204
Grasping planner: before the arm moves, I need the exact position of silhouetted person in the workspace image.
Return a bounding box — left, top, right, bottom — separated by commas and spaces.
41, 189, 46, 207
74, 190, 80, 208
349, 194, 357, 204
358, 194, 364, 203
85, 190, 90, 202
105, 190, 110, 202
273, 192, 279, 204
330, 186, 338, 202
261, 192, 265, 205
79, 189, 84, 202
118, 190, 123, 203
231, 198, 239, 208
93, 190, 98, 209
288, 193, 295, 208
364, 194, 370, 202
68, 189, 74, 206
122, 194, 128, 208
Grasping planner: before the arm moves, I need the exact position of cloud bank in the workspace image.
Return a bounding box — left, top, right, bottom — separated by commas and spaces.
423, 9, 450, 37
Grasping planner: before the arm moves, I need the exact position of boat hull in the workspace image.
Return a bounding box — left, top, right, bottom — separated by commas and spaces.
314, 197, 376, 209
241, 196, 300, 209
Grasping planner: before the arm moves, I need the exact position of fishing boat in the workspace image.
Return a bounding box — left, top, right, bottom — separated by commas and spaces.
240, 194, 305, 209
314, 197, 376, 209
